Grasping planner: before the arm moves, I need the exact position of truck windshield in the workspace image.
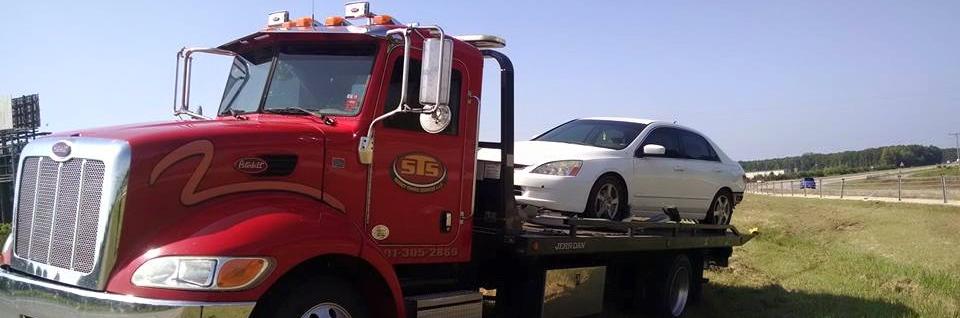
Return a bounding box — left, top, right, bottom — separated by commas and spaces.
219, 45, 376, 117
534, 119, 647, 150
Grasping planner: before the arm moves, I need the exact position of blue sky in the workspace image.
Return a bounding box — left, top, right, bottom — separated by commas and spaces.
1, 0, 957, 160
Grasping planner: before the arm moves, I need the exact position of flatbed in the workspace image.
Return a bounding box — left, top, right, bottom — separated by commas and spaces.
507, 221, 754, 257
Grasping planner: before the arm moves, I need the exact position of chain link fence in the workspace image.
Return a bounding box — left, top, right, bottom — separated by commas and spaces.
747, 173, 960, 203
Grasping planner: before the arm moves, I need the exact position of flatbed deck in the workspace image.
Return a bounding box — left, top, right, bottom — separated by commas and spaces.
477, 213, 756, 258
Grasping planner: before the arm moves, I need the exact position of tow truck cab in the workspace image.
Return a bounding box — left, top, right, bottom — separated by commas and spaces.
0, 4, 507, 317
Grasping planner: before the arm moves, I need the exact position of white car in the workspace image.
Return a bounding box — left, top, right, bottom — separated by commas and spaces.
480, 117, 745, 223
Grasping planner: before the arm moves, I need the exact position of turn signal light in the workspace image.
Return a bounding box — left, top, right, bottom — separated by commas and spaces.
217, 258, 269, 289
325, 16, 346, 26
372, 15, 394, 25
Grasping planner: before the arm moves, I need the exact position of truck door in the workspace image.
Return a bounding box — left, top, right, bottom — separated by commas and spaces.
367, 52, 470, 248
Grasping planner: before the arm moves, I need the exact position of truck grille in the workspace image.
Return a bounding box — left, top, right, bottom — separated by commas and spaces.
14, 156, 106, 274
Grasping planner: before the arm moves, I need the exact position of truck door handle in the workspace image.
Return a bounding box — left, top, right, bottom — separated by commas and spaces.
440, 211, 453, 233
673, 165, 685, 172
713, 169, 724, 173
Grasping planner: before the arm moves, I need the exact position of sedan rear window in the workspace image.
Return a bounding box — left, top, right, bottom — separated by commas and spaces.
535, 120, 647, 150
679, 130, 718, 161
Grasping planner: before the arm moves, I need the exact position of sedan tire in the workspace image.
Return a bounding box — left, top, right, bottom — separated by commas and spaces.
585, 175, 628, 221
704, 191, 733, 225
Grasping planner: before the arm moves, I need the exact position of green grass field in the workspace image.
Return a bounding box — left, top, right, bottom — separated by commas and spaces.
0, 223, 8, 246
909, 166, 960, 178
688, 195, 960, 317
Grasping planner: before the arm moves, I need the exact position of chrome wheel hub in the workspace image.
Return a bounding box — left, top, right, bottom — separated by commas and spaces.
301, 303, 352, 318
594, 183, 620, 219
713, 195, 730, 224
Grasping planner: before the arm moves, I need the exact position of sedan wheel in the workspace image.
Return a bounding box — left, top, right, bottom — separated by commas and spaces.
706, 192, 733, 225
586, 176, 627, 221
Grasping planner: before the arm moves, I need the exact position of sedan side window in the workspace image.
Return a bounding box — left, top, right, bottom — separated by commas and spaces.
679, 131, 719, 161
641, 128, 683, 158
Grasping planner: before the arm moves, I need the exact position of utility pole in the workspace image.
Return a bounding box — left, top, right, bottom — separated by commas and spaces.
951, 132, 960, 165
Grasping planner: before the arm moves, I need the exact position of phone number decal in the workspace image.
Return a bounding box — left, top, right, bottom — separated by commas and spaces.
383, 247, 459, 258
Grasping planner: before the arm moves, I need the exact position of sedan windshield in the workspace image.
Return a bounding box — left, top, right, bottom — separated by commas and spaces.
535, 119, 647, 150
218, 45, 376, 116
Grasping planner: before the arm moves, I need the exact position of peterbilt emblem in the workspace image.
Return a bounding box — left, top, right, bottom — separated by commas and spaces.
51, 141, 72, 159
390, 152, 447, 193
235, 157, 268, 174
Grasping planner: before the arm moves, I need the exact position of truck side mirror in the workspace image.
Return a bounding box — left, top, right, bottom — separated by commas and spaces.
642, 144, 667, 156
419, 38, 453, 107
418, 38, 453, 134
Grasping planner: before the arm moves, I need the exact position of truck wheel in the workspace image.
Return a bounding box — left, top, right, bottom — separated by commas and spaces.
703, 191, 733, 225
252, 276, 368, 318
584, 175, 628, 221
651, 254, 692, 318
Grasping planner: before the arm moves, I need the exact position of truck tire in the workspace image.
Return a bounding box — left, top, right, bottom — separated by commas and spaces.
584, 175, 628, 221
651, 254, 693, 318
703, 190, 733, 225
252, 276, 368, 318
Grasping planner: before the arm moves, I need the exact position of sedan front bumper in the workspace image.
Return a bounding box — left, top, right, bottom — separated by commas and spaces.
0, 266, 255, 318
515, 172, 594, 213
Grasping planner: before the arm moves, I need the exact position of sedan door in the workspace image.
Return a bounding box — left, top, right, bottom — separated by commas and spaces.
675, 130, 726, 217
630, 127, 686, 215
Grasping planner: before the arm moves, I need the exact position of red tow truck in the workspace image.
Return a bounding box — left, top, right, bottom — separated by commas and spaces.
0, 3, 753, 318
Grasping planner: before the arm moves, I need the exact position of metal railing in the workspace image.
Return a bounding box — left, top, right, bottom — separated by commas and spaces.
747, 172, 960, 204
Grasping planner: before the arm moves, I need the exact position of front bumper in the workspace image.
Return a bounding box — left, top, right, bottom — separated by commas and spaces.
515, 172, 593, 213
0, 266, 255, 318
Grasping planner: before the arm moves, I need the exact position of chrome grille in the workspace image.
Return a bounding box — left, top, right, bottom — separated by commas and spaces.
14, 156, 106, 274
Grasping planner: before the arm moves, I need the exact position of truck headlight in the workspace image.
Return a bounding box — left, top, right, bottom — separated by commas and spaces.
531, 160, 582, 176
132, 256, 271, 290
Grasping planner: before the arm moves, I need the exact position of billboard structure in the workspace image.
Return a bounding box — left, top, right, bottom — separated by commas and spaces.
0, 94, 49, 223
12, 94, 40, 129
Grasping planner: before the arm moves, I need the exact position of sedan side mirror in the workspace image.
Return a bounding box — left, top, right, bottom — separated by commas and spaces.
643, 144, 667, 156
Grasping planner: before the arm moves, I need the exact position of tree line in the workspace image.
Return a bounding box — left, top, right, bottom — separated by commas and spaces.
741, 145, 951, 181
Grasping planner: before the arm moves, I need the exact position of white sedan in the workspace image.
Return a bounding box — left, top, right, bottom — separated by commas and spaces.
480, 117, 745, 223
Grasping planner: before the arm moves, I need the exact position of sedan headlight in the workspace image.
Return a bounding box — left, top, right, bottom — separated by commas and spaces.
132, 256, 271, 290
531, 160, 582, 176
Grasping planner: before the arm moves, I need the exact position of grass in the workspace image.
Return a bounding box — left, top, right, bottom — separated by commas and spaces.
910, 166, 960, 178
687, 195, 960, 317
0, 223, 9, 246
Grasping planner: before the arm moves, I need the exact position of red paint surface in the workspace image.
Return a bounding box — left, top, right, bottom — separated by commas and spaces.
44, 28, 484, 314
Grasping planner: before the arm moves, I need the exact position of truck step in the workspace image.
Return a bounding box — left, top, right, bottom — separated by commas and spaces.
405, 290, 482, 318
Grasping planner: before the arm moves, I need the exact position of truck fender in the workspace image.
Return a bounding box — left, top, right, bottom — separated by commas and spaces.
106, 200, 364, 302
359, 238, 407, 317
